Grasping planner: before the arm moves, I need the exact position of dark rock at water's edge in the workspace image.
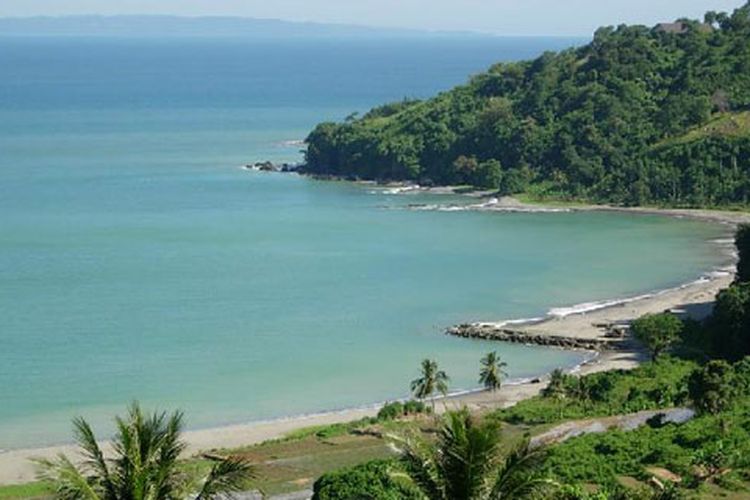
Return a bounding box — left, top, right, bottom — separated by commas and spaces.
244, 161, 302, 173
446, 323, 632, 351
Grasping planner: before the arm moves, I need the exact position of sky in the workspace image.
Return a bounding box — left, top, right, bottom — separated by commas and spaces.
0, 0, 743, 36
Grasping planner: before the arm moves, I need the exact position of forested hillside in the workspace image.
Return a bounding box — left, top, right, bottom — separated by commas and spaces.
304, 3, 750, 207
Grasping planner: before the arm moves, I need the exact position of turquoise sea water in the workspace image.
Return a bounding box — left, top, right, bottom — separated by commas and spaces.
0, 36, 730, 449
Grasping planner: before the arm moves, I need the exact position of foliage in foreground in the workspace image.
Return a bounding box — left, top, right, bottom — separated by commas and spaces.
396, 409, 552, 499
36, 402, 255, 500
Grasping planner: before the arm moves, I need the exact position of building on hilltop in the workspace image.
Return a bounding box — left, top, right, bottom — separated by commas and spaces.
655, 21, 713, 34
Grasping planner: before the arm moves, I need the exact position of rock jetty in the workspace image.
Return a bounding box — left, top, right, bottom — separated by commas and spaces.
446, 323, 628, 351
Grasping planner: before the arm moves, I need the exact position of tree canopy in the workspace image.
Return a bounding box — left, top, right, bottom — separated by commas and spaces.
305, 3, 750, 207
631, 313, 683, 361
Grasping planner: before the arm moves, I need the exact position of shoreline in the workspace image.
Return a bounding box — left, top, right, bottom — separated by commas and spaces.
0, 349, 614, 486
1, 189, 746, 485
353, 176, 750, 225
0, 265, 732, 485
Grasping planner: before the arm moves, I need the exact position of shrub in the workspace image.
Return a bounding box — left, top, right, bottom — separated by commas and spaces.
377, 402, 404, 421
688, 360, 735, 415
312, 459, 421, 500
376, 400, 429, 422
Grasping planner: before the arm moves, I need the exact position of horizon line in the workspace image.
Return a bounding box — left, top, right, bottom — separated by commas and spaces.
0, 14, 596, 38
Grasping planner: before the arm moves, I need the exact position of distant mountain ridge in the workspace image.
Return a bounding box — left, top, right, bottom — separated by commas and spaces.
0, 15, 481, 38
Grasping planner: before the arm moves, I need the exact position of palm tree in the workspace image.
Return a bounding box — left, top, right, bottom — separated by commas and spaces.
392, 408, 553, 499
479, 352, 508, 392
411, 359, 450, 412
36, 402, 255, 500
542, 368, 569, 419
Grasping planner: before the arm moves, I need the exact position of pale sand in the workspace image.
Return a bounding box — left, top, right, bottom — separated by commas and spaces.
0, 204, 744, 485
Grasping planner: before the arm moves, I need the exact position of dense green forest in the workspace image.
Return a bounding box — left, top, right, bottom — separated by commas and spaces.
304, 3, 750, 207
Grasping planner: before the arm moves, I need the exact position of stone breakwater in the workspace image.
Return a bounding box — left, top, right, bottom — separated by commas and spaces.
446, 323, 631, 351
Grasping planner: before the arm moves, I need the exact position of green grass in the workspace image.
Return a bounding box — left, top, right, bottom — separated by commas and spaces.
0, 482, 50, 500
513, 191, 592, 208
517, 184, 750, 212
656, 111, 750, 148
199, 417, 431, 496
221, 429, 400, 495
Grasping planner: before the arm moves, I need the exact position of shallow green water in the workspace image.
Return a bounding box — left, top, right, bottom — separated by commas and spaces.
0, 169, 730, 448
0, 35, 730, 449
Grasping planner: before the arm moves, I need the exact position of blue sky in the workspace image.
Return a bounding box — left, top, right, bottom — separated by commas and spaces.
0, 1, 742, 35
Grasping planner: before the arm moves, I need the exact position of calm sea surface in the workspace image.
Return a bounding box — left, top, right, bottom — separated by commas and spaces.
0, 36, 729, 448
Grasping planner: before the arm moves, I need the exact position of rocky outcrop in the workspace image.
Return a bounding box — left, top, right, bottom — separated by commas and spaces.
446, 323, 627, 351
244, 161, 301, 172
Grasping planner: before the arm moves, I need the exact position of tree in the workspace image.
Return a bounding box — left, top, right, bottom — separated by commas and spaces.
542, 369, 569, 400
479, 352, 509, 392
688, 360, 736, 414
475, 160, 503, 190
542, 369, 571, 419
392, 409, 553, 499
735, 224, 750, 283
411, 359, 450, 412
631, 313, 683, 361
36, 402, 255, 500
709, 283, 750, 360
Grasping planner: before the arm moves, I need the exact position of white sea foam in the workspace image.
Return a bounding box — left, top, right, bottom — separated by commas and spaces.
473, 317, 546, 328
404, 202, 570, 213
492, 266, 733, 325
277, 139, 305, 147
369, 185, 422, 195
384, 185, 421, 194
547, 296, 649, 318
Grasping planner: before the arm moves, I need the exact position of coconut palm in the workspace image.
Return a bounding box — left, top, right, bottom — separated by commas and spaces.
392, 408, 553, 499
411, 359, 450, 412
542, 368, 570, 419
479, 352, 509, 392
36, 402, 255, 500
541, 369, 569, 399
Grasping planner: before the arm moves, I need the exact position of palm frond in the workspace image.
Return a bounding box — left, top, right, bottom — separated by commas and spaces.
34, 455, 102, 500
72, 417, 116, 499
195, 457, 256, 500
150, 411, 188, 499
439, 410, 500, 500
390, 432, 445, 500
490, 439, 556, 499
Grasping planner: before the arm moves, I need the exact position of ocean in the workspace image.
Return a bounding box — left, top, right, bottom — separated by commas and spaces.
0, 35, 729, 448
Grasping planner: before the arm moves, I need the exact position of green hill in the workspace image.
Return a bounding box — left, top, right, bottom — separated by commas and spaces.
304, 3, 750, 207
